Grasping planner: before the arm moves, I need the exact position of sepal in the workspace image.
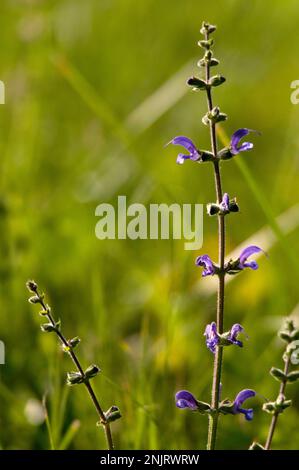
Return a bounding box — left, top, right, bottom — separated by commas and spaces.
286, 371, 299, 383
209, 75, 226, 87
263, 395, 292, 415
218, 147, 233, 160
270, 367, 287, 382
218, 399, 234, 415
196, 401, 212, 414
200, 22, 217, 35
187, 77, 207, 90
103, 406, 122, 424
85, 364, 101, 379
66, 371, 84, 386
40, 320, 60, 333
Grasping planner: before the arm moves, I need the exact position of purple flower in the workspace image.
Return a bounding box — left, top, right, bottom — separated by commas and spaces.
204, 322, 219, 353
195, 255, 215, 277
238, 245, 263, 270
175, 390, 198, 410
230, 128, 258, 155
229, 324, 244, 347
233, 389, 256, 421
167, 136, 200, 164
219, 193, 230, 212
204, 322, 245, 353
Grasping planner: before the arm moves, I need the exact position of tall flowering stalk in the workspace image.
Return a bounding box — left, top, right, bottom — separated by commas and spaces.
169, 22, 262, 449
26, 280, 121, 450
250, 320, 299, 450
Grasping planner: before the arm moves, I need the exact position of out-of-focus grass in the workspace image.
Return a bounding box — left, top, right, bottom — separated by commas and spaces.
0, 0, 299, 450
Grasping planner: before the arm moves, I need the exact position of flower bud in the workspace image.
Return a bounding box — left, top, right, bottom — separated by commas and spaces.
262, 401, 276, 414
39, 309, 48, 317
26, 280, 38, 293
85, 364, 101, 379
104, 406, 122, 423
209, 75, 226, 87
69, 336, 81, 349
284, 319, 295, 332
210, 58, 219, 67
200, 22, 217, 35
28, 295, 40, 304
286, 371, 299, 383
228, 198, 239, 213
40, 322, 56, 333
198, 39, 214, 49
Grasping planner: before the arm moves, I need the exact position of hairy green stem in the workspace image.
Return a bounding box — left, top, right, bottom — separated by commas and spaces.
264, 356, 291, 450
35, 288, 114, 450
204, 31, 226, 451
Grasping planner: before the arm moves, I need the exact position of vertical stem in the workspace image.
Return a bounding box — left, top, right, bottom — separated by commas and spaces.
264, 357, 290, 450
204, 32, 226, 451
37, 291, 114, 450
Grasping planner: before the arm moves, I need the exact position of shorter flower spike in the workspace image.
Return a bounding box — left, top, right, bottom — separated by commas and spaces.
233, 389, 256, 421
195, 254, 216, 277
175, 390, 199, 410
230, 128, 259, 155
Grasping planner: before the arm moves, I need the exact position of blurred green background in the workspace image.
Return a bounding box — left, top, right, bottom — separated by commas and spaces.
0, 0, 299, 450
